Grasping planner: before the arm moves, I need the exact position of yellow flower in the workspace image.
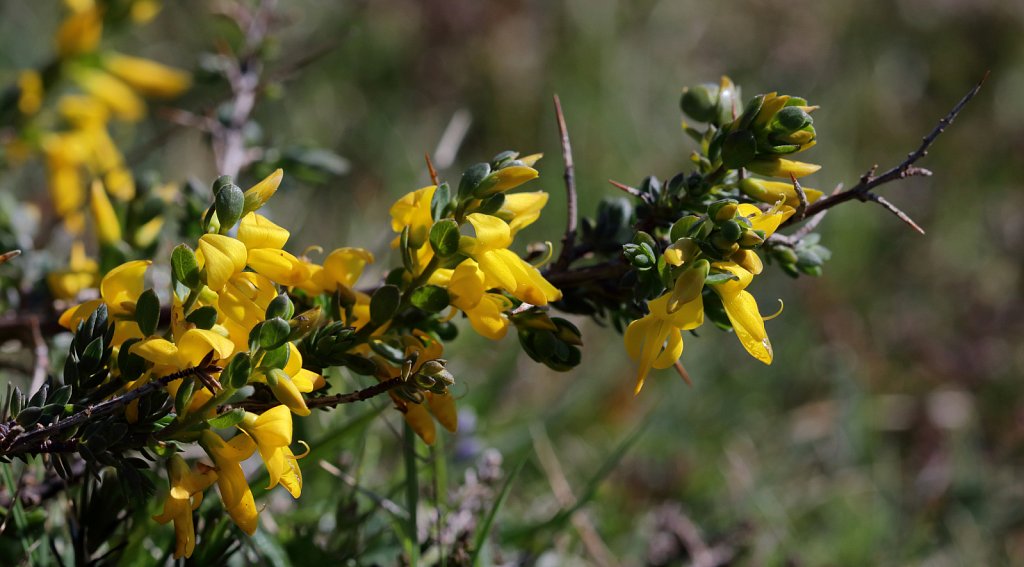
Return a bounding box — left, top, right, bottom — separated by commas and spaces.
498, 191, 549, 235
252, 345, 323, 417
430, 259, 511, 340
390, 185, 436, 248
103, 52, 191, 98
46, 241, 98, 300
480, 165, 539, 196
89, 180, 121, 244
235, 213, 309, 286
217, 272, 278, 340
131, 328, 235, 371
624, 269, 705, 394
59, 259, 151, 345
153, 455, 218, 559
200, 430, 259, 535
197, 234, 248, 291
746, 157, 821, 179
56, 5, 102, 58
73, 69, 145, 122
739, 177, 823, 208
16, 70, 43, 115
710, 262, 773, 365
237, 406, 307, 498
459, 213, 561, 306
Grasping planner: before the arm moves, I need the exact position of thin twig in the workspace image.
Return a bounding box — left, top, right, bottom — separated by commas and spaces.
552, 95, 578, 272
673, 361, 692, 387
781, 73, 987, 230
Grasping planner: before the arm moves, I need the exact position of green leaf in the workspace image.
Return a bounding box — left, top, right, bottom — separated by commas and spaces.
224, 353, 253, 390
430, 181, 451, 220
135, 288, 160, 336
186, 306, 219, 330
171, 244, 201, 289
458, 162, 491, 199
429, 219, 460, 258
208, 408, 246, 430
174, 377, 195, 416
259, 344, 290, 371
370, 285, 401, 326
470, 458, 526, 566
266, 294, 294, 320
410, 285, 450, 313
257, 318, 291, 350
721, 129, 757, 169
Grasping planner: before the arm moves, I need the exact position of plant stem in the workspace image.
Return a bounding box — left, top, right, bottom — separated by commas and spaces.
403, 422, 420, 567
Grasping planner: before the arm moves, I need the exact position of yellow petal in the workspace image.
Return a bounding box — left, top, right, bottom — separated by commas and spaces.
500, 191, 549, 234
90, 180, 122, 244
103, 53, 191, 98
719, 290, 773, 364
100, 260, 150, 312
130, 338, 181, 367
247, 248, 310, 286
746, 157, 821, 179
488, 165, 539, 194
177, 329, 235, 366
403, 402, 436, 445
59, 299, 102, 331
427, 393, 458, 433
198, 235, 247, 291
243, 169, 284, 213
74, 70, 145, 122
464, 294, 509, 340
237, 213, 289, 250
463, 213, 513, 252
56, 7, 102, 57
322, 247, 374, 290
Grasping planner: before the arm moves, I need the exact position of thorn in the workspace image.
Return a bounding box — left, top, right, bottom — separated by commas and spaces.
866, 193, 926, 235
424, 153, 439, 186
673, 361, 692, 387
609, 179, 643, 198
0, 250, 21, 265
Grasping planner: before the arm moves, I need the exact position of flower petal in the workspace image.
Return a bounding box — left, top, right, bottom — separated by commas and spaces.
198, 235, 247, 291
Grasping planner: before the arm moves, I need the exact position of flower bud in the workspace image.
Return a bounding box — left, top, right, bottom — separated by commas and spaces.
708, 199, 739, 222
718, 220, 743, 242
680, 83, 720, 123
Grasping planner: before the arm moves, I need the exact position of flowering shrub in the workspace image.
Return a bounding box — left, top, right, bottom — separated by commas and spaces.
0, 1, 981, 564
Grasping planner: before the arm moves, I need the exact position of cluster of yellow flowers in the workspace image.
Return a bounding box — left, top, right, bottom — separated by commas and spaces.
12, 0, 190, 300
50, 151, 560, 556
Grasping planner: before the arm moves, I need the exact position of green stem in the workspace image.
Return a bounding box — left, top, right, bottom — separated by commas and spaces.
403, 422, 419, 567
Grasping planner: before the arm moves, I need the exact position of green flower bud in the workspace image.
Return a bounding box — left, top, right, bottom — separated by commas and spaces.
214, 181, 245, 234
772, 106, 813, 133
266, 294, 295, 320
718, 220, 743, 242
680, 83, 720, 123
708, 199, 739, 222
670, 215, 703, 242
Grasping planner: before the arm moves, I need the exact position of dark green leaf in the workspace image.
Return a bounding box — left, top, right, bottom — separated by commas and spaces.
410, 285, 450, 313
429, 219, 460, 258
370, 285, 401, 326
135, 288, 160, 336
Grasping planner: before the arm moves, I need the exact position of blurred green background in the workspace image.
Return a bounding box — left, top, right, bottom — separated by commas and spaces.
3, 0, 1023, 564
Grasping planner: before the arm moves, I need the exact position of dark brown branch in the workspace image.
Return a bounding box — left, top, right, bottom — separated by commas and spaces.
230, 377, 404, 413
0, 363, 217, 458
781, 73, 987, 231
790, 174, 808, 222
552, 95, 578, 272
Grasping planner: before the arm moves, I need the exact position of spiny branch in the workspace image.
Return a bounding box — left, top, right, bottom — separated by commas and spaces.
781, 72, 987, 231
0, 362, 219, 458
552, 95, 579, 272
230, 377, 405, 413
